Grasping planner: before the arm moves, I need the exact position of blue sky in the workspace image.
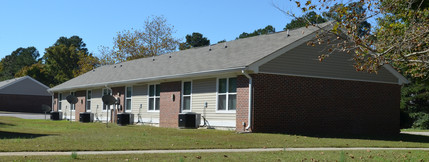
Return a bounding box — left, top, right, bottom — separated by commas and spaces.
0, 0, 300, 59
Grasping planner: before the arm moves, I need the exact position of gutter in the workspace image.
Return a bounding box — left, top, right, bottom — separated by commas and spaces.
241, 70, 253, 131
49, 67, 246, 92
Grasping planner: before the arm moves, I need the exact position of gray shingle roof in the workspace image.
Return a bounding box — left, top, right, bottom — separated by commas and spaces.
0, 76, 50, 96
0, 76, 26, 89
50, 22, 332, 92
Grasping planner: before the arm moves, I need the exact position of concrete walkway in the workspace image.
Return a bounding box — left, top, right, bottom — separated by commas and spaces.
401, 131, 429, 136
2, 148, 429, 156
0, 112, 47, 120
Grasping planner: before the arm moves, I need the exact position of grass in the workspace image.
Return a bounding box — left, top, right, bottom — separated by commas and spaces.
1, 150, 429, 161
2, 116, 429, 152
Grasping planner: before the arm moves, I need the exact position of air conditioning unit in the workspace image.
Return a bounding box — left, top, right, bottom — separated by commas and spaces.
178, 112, 201, 129
79, 112, 94, 123
117, 113, 134, 126
50, 111, 63, 120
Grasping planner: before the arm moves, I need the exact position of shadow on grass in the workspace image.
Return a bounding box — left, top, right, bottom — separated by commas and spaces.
0, 122, 16, 127
0, 121, 16, 129
289, 132, 429, 144
0, 121, 50, 139
0, 131, 50, 139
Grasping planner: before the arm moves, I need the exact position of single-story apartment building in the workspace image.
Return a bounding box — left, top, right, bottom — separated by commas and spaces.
0, 76, 51, 113
49, 22, 409, 134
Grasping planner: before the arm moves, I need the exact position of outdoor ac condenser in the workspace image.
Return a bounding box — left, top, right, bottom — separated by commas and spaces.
178, 112, 201, 129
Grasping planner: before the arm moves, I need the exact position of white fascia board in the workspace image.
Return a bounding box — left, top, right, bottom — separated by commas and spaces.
382, 64, 410, 85
49, 67, 246, 92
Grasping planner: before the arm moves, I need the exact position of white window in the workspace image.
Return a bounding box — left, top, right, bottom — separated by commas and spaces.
148, 84, 160, 111
70, 92, 76, 111
125, 86, 132, 112
58, 93, 62, 111
182, 81, 192, 112
86, 90, 92, 111
103, 88, 112, 111
217, 77, 237, 111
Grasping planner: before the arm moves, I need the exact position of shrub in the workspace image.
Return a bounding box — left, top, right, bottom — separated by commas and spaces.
71, 152, 78, 159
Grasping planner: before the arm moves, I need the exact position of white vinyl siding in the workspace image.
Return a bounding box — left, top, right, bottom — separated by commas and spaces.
259, 43, 399, 84
132, 85, 159, 123
191, 78, 236, 127
91, 89, 103, 121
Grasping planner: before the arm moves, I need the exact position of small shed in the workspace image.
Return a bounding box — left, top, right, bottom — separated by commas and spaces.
0, 76, 51, 113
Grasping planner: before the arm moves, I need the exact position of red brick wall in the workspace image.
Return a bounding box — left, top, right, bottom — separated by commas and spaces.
0, 94, 51, 113
250, 74, 400, 135
236, 75, 250, 132
74, 91, 86, 121
159, 81, 181, 128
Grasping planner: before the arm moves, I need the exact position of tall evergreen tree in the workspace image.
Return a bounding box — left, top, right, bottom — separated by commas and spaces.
237, 25, 275, 39
179, 32, 210, 50
284, 11, 326, 30
0, 47, 39, 80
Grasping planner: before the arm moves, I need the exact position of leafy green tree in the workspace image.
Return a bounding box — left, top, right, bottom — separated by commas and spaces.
54, 36, 88, 54
323, 2, 370, 37
99, 15, 180, 64
0, 47, 39, 80
179, 32, 210, 50
217, 39, 226, 44
15, 62, 51, 87
401, 79, 429, 129
43, 36, 98, 86
237, 25, 275, 39
284, 11, 327, 30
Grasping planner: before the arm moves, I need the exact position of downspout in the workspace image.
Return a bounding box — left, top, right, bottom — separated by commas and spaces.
241, 70, 252, 131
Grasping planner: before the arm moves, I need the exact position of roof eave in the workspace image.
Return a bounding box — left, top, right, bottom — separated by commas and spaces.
382, 64, 410, 85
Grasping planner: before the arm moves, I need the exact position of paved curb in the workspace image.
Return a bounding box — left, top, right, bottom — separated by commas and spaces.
2, 148, 429, 156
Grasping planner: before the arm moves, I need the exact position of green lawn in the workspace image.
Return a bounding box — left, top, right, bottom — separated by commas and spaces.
1, 150, 429, 161
1, 116, 429, 152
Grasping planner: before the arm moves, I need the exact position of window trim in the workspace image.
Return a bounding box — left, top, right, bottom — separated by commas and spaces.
125, 86, 133, 112
86, 90, 92, 112
70, 91, 76, 111
58, 93, 62, 111
102, 88, 112, 111
181, 81, 192, 113
216, 77, 237, 113
147, 84, 160, 112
